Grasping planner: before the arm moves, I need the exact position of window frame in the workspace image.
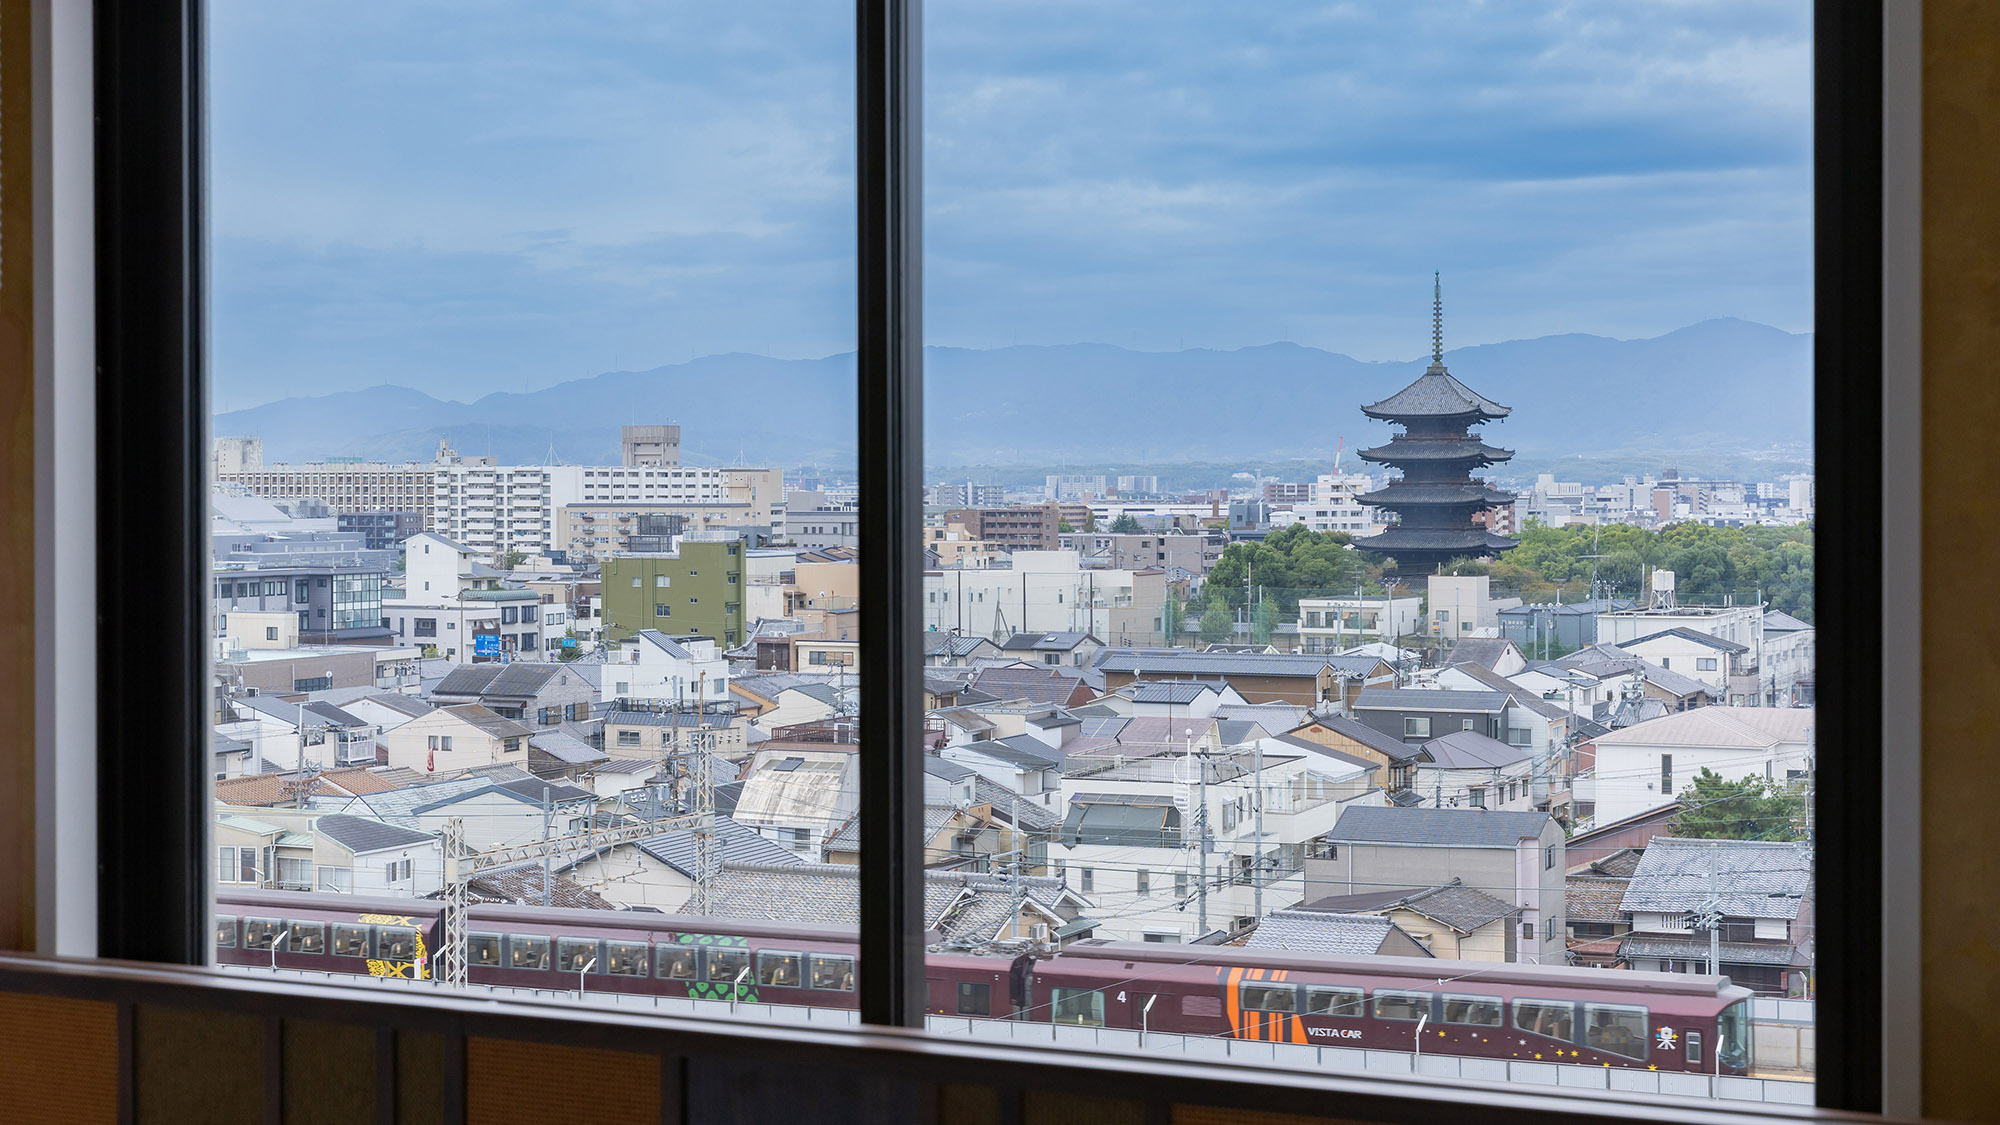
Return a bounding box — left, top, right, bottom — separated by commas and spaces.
84, 0, 1892, 1112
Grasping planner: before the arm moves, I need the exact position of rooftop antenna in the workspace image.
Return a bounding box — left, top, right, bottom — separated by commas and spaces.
1429, 272, 1446, 372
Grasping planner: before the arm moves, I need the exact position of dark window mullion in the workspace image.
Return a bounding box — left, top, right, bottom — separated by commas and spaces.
855, 0, 926, 1027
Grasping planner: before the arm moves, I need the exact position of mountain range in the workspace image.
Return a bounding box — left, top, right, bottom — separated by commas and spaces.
213, 318, 1811, 474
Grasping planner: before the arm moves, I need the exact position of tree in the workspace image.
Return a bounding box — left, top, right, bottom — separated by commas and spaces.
501, 549, 526, 569
1109, 514, 1143, 534
1058, 520, 1075, 533
1198, 595, 1234, 645
1251, 596, 1279, 645
1159, 585, 1186, 644
1083, 510, 1098, 532
1673, 768, 1806, 840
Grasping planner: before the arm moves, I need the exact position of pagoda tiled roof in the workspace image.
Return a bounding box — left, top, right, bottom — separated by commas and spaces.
1360, 369, 1510, 421
1358, 483, 1514, 507
1351, 528, 1519, 553
1357, 439, 1513, 464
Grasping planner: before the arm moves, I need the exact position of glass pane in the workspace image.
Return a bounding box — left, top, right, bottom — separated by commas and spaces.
206, 0, 862, 1022
923, 0, 1812, 1105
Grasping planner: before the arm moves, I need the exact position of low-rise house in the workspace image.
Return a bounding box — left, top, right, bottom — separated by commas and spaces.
1442, 637, 1528, 676
382, 705, 536, 774
1587, 706, 1815, 824
1243, 910, 1433, 958
1095, 648, 1392, 710
1409, 729, 1536, 811
564, 816, 805, 912
214, 766, 401, 809
337, 691, 433, 733
1294, 879, 1522, 960
427, 662, 598, 735
998, 631, 1103, 669
215, 806, 443, 898
703, 862, 1093, 952
603, 706, 752, 760
605, 629, 731, 704
1618, 628, 1751, 695
1304, 806, 1565, 964
923, 632, 1003, 668
732, 741, 861, 856
1281, 714, 1426, 798
1351, 687, 1512, 745
966, 664, 1095, 709
1617, 837, 1812, 994
1565, 849, 1641, 967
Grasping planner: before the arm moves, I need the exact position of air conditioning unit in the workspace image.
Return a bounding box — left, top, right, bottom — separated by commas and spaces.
243, 687, 260, 697
1031, 923, 1050, 944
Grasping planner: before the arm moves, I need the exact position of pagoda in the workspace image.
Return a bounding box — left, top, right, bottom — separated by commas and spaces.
1350, 276, 1518, 576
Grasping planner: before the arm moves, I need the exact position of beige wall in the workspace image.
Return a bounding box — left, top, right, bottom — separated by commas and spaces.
380, 711, 521, 773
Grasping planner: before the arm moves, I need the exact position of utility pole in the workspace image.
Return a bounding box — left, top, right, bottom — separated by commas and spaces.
541, 786, 554, 907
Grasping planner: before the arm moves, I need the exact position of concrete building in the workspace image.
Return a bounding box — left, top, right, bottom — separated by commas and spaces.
1425, 574, 1522, 641
557, 501, 760, 559
606, 630, 731, 705
218, 444, 453, 522
1295, 595, 1423, 649
602, 540, 749, 646
922, 552, 1168, 646
336, 510, 425, 551
1586, 706, 1814, 825
944, 504, 1062, 553
1305, 806, 1565, 964
213, 436, 263, 474
212, 563, 391, 645
621, 424, 681, 466
1290, 472, 1386, 536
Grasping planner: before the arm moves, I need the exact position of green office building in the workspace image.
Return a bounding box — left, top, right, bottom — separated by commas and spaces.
601, 540, 747, 646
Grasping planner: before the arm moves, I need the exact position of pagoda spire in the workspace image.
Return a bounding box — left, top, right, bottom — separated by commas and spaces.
1429, 272, 1445, 371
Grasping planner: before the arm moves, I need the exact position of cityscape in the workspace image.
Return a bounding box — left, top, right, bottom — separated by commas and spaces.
207, 295, 1815, 1105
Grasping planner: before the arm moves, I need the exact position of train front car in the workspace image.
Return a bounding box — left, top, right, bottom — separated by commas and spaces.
217, 889, 444, 980
1032, 941, 1755, 1075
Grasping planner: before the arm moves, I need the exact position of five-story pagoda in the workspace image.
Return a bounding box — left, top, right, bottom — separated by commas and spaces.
1351, 276, 1518, 576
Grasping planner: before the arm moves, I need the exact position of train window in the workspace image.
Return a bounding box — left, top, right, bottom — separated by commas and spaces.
1583, 1003, 1649, 1061
1686, 1030, 1703, 1065
1440, 995, 1503, 1027
1303, 986, 1364, 1018
556, 937, 601, 973
509, 935, 551, 971
1371, 990, 1433, 1021
956, 981, 991, 1016
1051, 988, 1105, 1027
706, 948, 750, 983
1513, 999, 1575, 1042
241, 918, 283, 951
467, 934, 502, 967
287, 922, 325, 955
656, 944, 699, 980
214, 916, 236, 948
1181, 994, 1223, 1018
605, 941, 648, 977
377, 927, 420, 962
331, 925, 369, 958
811, 954, 856, 992
756, 951, 803, 988
1241, 984, 1296, 1013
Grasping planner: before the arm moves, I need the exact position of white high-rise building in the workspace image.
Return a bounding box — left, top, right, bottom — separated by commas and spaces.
1296, 472, 1385, 536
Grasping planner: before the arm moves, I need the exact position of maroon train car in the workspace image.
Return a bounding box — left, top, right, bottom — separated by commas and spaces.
215, 889, 445, 978
1028, 940, 1753, 1075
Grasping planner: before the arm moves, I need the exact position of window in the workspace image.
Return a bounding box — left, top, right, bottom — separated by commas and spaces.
241, 918, 284, 951
331, 925, 370, 958
1468, 787, 1484, 809
1242, 985, 1295, 1013
215, 916, 237, 948
509, 935, 551, 971
1687, 1030, 1704, 1065
1461, 719, 1474, 731
414, 618, 437, 638
1544, 845, 1556, 871
657, 945, 699, 981
1440, 995, 1502, 1027
1135, 869, 1150, 895
656, 575, 670, 587
217, 846, 237, 884
1697, 657, 1719, 671
1174, 872, 1189, 898
467, 934, 502, 967
1583, 1003, 1649, 1061
617, 730, 641, 747
1522, 921, 1536, 942
705, 948, 750, 984
264, 627, 278, 640
1372, 991, 1432, 1021
288, 923, 326, 955
811, 954, 856, 992
1404, 717, 1431, 738
1514, 999, 1576, 1042
1303, 986, 1364, 1018
1050, 988, 1105, 1027
1079, 868, 1093, 893
756, 951, 803, 988
606, 942, 649, 977
655, 604, 672, 618
377, 927, 420, 962
1661, 754, 1674, 796
955, 981, 990, 1015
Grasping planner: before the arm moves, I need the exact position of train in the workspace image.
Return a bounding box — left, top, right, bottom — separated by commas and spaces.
217, 889, 1752, 1075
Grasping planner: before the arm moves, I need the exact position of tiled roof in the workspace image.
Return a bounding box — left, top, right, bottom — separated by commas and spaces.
431, 662, 571, 701
632, 816, 804, 875
1095, 649, 1378, 678
1324, 806, 1550, 849
1620, 838, 1809, 919
213, 767, 402, 808
924, 633, 995, 657
1395, 880, 1521, 933
1445, 663, 1573, 722
1591, 706, 1816, 749
921, 758, 1060, 832
1261, 734, 1376, 775
1416, 729, 1529, 769
1120, 680, 1221, 704
439, 704, 536, 740
1619, 936, 1804, 967
313, 813, 436, 854
968, 666, 1086, 707
1763, 611, 1814, 633
1244, 910, 1418, 956
1360, 369, 1510, 420
530, 731, 607, 765
1443, 638, 1521, 670
1353, 687, 1511, 714
464, 864, 614, 910
1623, 627, 1750, 654
704, 862, 1070, 945
1302, 715, 1417, 761
955, 734, 1060, 771
999, 631, 1097, 652
1567, 875, 1632, 923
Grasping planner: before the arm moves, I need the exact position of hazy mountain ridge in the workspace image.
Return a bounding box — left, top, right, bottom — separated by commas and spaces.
214, 318, 1810, 471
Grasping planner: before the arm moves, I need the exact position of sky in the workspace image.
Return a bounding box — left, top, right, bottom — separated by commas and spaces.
208, 1, 1812, 412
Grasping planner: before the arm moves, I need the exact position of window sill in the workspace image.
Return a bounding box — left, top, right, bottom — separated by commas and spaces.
0, 952, 1878, 1125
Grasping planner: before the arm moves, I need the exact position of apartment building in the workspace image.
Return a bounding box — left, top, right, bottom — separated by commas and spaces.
601, 540, 749, 646
558, 502, 760, 558
945, 503, 1062, 553
621, 424, 681, 466
219, 459, 440, 522
1284, 472, 1385, 536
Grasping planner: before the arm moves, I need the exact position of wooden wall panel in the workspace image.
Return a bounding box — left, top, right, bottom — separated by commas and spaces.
397, 1027, 449, 1125
132, 1006, 265, 1124
1922, 3, 2000, 1122
0, 0, 35, 956
282, 1018, 377, 1125
0, 993, 117, 1124
466, 1037, 662, 1125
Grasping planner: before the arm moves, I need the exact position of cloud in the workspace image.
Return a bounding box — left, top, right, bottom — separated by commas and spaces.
209, 0, 1810, 407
